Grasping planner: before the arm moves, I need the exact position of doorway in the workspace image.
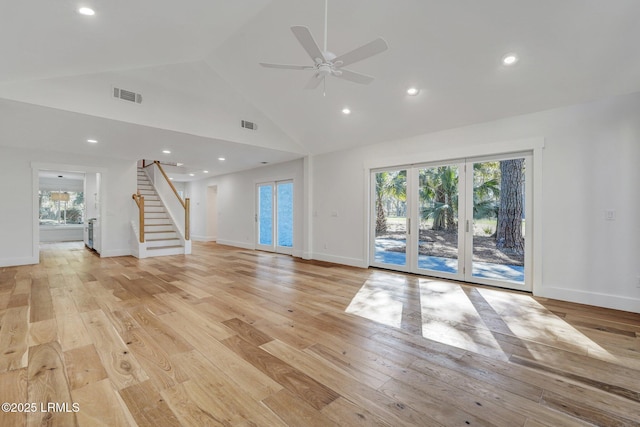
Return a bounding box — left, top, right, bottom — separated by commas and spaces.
371, 153, 532, 291
256, 180, 294, 254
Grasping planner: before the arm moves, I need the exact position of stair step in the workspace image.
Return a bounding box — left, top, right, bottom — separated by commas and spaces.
146, 238, 180, 248
145, 231, 178, 239
145, 218, 172, 225
145, 207, 166, 213
144, 224, 174, 232
144, 213, 169, 219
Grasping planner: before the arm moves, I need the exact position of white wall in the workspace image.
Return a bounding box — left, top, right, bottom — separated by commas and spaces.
311, 92, 640, 313
0, 146, 136, 266
206, 186, 218, 241
188, 159, 305, 256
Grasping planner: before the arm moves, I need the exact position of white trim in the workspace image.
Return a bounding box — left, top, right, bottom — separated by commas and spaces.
191, 235, 217, 242
0, 257, 39, 267
216, 239, 254, 250
364, 137, 544, 171
99, 249, 131, 257
312, 252, 366, 268
539, 286, 640, 314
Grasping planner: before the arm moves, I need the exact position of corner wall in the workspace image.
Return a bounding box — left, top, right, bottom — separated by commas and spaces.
311, 92, 640, 313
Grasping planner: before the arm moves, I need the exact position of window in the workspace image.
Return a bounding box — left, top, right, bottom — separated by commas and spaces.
39, 191, 85, 225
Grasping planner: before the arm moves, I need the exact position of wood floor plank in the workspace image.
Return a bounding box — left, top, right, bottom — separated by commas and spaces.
63, 344, 108, 390
222, 335, 340, 410
57, 313, 92, 351
28, 319, 58, 347
0, 368, 28, 427
0, 306, 29, 372
119, 380, 181, 427
262, 388, 336, 427
168, 351, 287, 427
29, 277, 54, 323
72, 379, 137, 427
27, 342, 77, 426
80, 310, 148, 390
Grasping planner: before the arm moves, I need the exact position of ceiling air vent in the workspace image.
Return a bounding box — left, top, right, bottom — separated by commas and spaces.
113, 87, 142, 104
241, 120, 257, 131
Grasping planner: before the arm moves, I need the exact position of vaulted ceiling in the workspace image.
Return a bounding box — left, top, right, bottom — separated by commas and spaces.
1, 0, 639, 178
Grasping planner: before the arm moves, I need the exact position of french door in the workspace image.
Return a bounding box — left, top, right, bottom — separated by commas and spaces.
256, 181, 294, 254
371, 153, 532, 291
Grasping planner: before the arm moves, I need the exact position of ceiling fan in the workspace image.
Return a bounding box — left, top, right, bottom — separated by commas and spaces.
259, 0, 388, 92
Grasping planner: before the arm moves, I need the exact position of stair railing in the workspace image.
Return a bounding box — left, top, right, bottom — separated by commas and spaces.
132, 193, 145, 242
152, 161, 190, 240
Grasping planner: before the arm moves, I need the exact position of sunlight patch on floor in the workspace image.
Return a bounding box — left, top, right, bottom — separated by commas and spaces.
346, 280, 404, 328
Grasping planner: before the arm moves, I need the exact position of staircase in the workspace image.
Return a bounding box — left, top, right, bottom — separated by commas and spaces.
135, 168, 186, 257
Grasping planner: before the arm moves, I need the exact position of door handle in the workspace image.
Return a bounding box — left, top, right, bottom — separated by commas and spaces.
466, 220, 470, 232
407, 218, 410, 235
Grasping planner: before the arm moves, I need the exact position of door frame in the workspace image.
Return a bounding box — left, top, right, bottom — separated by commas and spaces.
364, 138, 544, 294
32, 162, 107, 263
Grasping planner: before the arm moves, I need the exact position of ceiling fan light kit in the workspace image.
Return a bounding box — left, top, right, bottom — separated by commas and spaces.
259, 0, 388, 92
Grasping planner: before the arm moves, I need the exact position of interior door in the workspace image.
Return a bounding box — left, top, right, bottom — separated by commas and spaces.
256, 181, 294, 254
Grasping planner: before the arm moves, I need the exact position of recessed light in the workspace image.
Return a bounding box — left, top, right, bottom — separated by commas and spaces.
502, 54, 518, 66
342, 107, 351, 115
203, 170, 209, 174
218, 157, 225, 161
176, 163, 184, 166
78, 7, 95, 16
169, 177, 174, 181
189, 173, 195, 177
87, 139, 98, 144
406, 87, 420, 96
162, 150, 171, 154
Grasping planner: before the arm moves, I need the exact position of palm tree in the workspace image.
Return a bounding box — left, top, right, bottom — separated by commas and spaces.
375, 170, 407, 235
419, 166, 458, 232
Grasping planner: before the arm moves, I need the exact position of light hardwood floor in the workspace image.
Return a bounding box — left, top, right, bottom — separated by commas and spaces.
1, 241, 639, 426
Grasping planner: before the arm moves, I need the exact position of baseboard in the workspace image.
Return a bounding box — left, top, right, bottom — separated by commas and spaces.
302, 251, 313, 260
216, 239, 254, 250
0, 256, 38, 267
99, 249, 132, 258
292, 249, 303, 259
191, 235, 217, 242
312, 252, 367, 268
538, 286, 640, 314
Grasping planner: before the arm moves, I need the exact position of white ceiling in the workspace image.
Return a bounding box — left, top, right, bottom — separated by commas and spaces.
1, 0, 639, 179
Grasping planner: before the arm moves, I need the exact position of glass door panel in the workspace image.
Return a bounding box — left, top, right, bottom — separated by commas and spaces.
372, 170, 408, 268
276, 181, 294, 250
257, 184, 274, 250
417, 165, 460, 275
470, 158, 526, 285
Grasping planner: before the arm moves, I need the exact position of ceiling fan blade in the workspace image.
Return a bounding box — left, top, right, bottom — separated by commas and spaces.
335, 69, 375, 85
333, 38, 388, 68
259, 63, 314, 70
304, 74, 324, 89
291, 26, 325, 62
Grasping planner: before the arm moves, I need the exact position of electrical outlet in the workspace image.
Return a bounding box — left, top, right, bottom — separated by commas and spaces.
605, 210, 616, 221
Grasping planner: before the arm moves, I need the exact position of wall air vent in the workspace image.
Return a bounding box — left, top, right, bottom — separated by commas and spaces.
241, 120, 257, 130
113, 87, 142, 104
